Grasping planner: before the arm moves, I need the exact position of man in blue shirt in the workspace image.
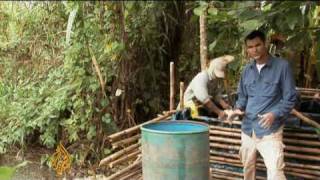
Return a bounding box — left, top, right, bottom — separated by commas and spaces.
230, 30, 297, 180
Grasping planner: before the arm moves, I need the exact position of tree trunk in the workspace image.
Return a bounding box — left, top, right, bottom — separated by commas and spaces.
200, 12, 208, 71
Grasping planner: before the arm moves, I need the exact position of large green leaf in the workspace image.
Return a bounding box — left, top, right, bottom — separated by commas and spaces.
208, 7, 218, 16
285, 8, 301, 30
239, 19, 264, 36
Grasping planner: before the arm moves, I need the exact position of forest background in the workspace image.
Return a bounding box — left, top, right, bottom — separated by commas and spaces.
0, 1, 319, 172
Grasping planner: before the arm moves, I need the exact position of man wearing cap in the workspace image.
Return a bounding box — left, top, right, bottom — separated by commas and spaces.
182, 55, 234, 119
229, 30, 297, 180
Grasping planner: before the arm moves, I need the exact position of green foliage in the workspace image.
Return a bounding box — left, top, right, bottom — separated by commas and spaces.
0, 161, 28, 180
0, 1, 319, 168
0, 2, 118, 154
0, 2, 184, 163
191, 1, 319, 89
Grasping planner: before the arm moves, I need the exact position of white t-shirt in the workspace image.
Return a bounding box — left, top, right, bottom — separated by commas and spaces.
184, 71, 222, 103
256, 63, 266, 74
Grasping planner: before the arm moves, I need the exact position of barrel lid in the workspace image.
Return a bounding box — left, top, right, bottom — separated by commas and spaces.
141, 120, 209, 134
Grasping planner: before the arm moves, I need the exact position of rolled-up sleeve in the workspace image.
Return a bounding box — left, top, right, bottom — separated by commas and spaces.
270, 62, 297, 118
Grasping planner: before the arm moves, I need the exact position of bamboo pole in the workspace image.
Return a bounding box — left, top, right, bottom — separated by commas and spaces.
210, 125, 241, 133
284, 131, 319, 139
297, 87, 320, 92
210, 129, 320, 146
210, 158, 320, 178
298, 90, 319, 94
112, 134, 140, 149
119, 167, 142, 180
105, 160, 141, 180
109, 149, 141, 168
210, 136, 320, 154
196, 117, 241, 125
211, 173, 243, 180
210, 150, 238, 158
89, 46, 106, 97
99, 143, 140, 166
179, 82, 184, 109
285, 151, 320, 161
291, 108, 320, 129
210, 150, 320, 171
207, 108, 320, 130
210, 155, 320, 176
210, 130, 240, 137
300, 95, 320, 99
210, 142, 320, 161
108, 113, 172, 141
211, 168, 243, 177
170, 62, 175, 111
210, 124, 319, 139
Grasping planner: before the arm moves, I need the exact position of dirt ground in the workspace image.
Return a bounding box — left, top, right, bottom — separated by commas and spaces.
0, 146, 108, 180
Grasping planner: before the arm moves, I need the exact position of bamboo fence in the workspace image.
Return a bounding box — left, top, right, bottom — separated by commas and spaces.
99, 89, 320, 180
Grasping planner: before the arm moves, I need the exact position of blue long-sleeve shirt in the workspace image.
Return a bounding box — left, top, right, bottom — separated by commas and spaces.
236, 56, 297, 138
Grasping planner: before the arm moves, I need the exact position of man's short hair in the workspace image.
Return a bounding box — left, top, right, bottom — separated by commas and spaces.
245, 30, 266, 44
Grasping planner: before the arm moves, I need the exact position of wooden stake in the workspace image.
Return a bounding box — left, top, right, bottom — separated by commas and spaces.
179, 82, 184, 109
170, 62, 175, 111
200, 12, 208, 70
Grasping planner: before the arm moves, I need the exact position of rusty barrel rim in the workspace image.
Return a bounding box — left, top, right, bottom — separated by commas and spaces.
141, 120, 209, 134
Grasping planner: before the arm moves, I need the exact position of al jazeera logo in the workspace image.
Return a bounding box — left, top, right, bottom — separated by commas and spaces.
51, 142, 71, 176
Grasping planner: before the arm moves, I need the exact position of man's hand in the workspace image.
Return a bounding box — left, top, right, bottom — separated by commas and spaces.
225, 109, 244, 120
219, 99, 232, 110
223, 109, 244, 125
258, 112, 275, 129
218, 111, 227, 120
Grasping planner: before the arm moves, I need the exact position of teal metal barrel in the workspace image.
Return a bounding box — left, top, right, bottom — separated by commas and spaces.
141, 120, 210, 180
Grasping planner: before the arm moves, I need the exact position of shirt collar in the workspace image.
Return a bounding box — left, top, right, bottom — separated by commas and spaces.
249, 55, 274, 69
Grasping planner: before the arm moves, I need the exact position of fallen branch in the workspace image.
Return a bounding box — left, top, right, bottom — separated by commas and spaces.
89, 46, 106, 97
